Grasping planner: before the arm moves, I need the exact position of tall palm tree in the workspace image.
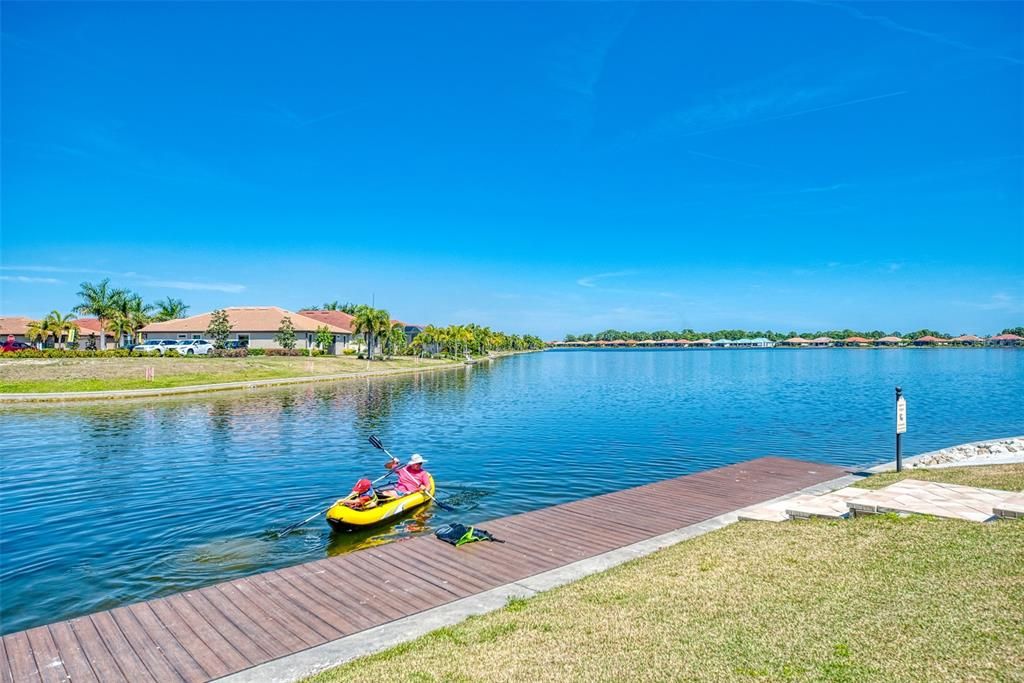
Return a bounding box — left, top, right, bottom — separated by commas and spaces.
45, 311, 78, 349
110, 294, 154, 347
74, 279, 125, 350
25, 318, 53, 349
153, 297, 189, 322
352, 306, 391, 360
382, 321, 407, 357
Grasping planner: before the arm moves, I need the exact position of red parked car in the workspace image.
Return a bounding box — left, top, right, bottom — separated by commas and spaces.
1, 336, 34, 352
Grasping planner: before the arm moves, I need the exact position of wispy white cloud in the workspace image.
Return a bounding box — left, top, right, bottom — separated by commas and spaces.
0, 275, 62, 284
809, 1, 1024, 66
678, 90, 908, 140
144, 280, 246, 294
577, 271, 636, 288
545, 7, 633, 101
0, 266, 245, 294
621, 49, 909, 145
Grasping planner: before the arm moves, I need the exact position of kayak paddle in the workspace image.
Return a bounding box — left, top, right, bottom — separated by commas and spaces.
368, 435, 455, 512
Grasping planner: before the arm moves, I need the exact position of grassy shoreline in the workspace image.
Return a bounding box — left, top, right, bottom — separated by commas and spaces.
307, 464, 1024, 683
0, 355, 476, 394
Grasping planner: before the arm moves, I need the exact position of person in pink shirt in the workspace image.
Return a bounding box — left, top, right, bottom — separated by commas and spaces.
380, 453, 431, 499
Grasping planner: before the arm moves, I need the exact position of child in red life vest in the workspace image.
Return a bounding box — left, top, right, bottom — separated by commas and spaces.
342, 478, 378, 509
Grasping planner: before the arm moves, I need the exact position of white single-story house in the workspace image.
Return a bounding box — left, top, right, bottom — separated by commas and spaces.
141, 306, 352, 354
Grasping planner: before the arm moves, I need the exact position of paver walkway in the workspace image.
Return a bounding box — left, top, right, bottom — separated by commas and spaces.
848, 479, 1019, 522
0, 457, 848, 683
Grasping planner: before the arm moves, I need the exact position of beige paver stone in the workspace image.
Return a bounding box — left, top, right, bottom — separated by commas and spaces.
845, 479, 1017, 522
993, 493, 1024, 519
736, 498, 792, 522
784, 488, 867, 519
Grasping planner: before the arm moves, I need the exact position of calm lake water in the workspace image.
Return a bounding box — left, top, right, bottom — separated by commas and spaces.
2, 348, 1022, 634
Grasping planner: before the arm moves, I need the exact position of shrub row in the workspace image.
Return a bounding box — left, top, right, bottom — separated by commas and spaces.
264, 348, 321, 356
2, 349, 136, 358
209, 348, 249, 358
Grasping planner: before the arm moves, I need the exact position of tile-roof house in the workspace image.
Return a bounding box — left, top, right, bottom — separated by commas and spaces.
988, 333, 1022, 346
141, 307, 352, 354
912, 336, 950, 345
70, 318, 118, 349
297, 310, 355, 334
0, 316, 35, 344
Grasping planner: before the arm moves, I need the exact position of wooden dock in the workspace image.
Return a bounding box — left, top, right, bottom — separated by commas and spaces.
1, 457, 848, 682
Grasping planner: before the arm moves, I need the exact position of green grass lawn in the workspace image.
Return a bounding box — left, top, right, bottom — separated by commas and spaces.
307, 464, 1024, 683
0, 355, 456, 393
854, 463, 1024, 492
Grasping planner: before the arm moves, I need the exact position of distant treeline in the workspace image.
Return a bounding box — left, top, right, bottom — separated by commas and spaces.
564, 327, 1024, 343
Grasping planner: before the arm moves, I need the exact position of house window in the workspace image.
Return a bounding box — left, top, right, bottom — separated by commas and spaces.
177, 334, 187, 339
236, 334, 250, 347
192, 334, 202, 339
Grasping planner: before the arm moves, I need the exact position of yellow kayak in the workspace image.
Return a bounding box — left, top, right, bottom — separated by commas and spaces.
325, 475, 435, 531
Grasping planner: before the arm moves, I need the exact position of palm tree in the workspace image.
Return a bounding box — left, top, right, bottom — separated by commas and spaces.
153, 297, 189, 322
45, 311, 78, 349
115, 294, 154, 346
411, 325, 442, 357
382, 321, 407, 357
351, 306, 391, 360
25, 318, 53, 349
74, 279, 125, 350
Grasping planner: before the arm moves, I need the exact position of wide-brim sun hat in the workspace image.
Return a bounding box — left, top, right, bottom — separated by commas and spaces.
408, 453, 427, 465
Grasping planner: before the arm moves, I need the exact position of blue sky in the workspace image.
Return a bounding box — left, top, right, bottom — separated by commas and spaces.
2, 1, 1021, 338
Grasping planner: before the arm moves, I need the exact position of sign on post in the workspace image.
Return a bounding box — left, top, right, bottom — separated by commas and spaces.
896, 396, 907, 434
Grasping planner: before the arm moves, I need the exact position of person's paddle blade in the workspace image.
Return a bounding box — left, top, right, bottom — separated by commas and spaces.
368, 435, 383, 450
275, 505, 330, 538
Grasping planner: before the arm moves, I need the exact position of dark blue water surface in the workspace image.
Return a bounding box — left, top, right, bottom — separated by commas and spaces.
2, 348, 1022, 634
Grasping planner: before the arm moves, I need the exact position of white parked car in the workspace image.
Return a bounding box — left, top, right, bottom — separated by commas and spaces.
132, 340, 180, 355
172, 339, 216, 356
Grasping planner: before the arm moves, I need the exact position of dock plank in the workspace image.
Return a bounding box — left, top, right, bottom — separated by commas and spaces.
24, 626, 69, 683
128, 602, 211, 683
68, 617, 128, 683
165, 593, 261, 669
88, 612, 154, 682
147, 598, 235, 680
107, 607, 184, 682
47, 622, 98, 683
2, 457, 847, 683
0, 635, 16, 683
4, 631, 41, 683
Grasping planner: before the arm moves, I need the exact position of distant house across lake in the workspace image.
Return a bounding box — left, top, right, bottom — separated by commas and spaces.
142, 306, 352, 353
